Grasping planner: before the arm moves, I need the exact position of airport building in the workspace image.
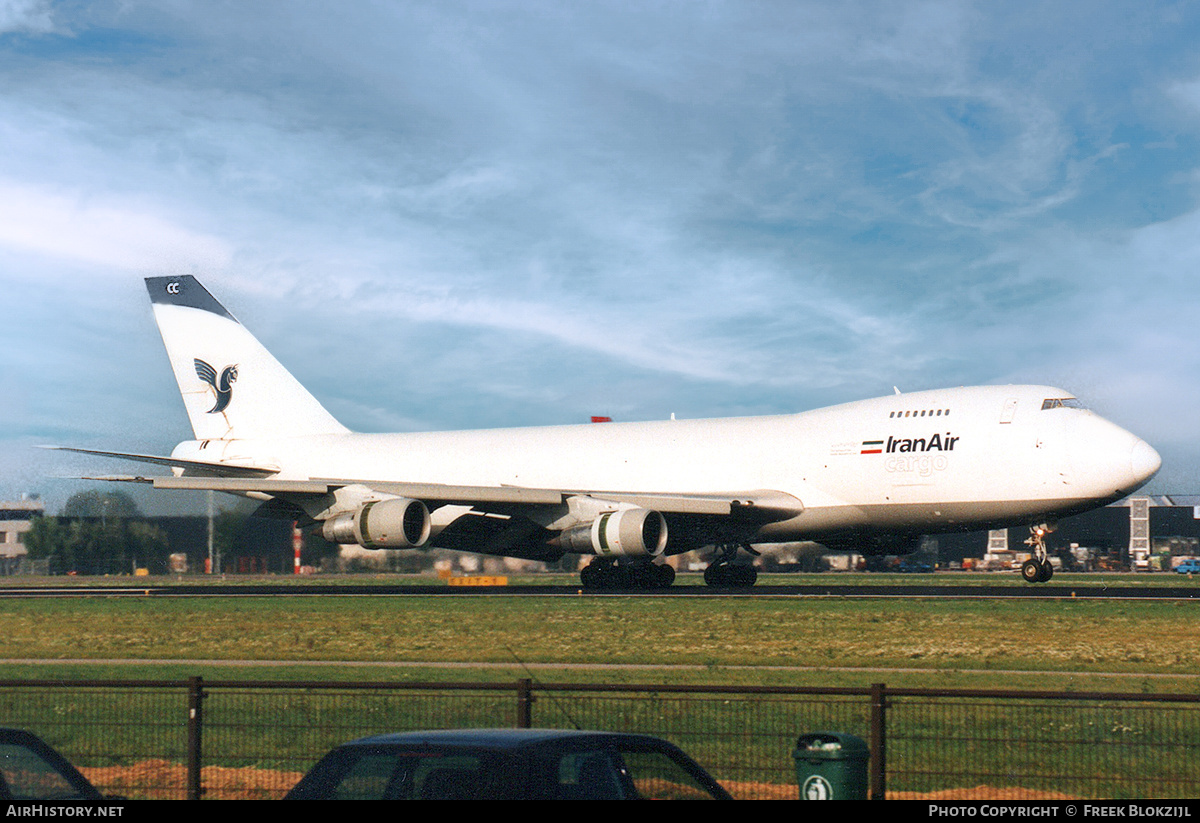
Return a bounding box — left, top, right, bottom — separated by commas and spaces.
939, 495, 1200, 572
0, 498, 45, 574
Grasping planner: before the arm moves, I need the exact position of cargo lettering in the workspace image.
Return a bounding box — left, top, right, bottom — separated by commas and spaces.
887, 454, 948, 476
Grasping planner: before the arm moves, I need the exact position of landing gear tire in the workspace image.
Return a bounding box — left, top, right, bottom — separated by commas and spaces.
733, 564, 757, 586
580, 562, 605, 589
652, 563, 676, 588
1038, 560, 1053, 582
703, 564, 721, 586
1021, 559, 1042, 584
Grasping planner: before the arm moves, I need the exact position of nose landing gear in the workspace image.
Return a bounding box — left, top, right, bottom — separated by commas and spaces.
1021, 525, 1055, 583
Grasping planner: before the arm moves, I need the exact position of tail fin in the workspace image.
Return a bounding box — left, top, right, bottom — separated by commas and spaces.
146, 276, 349, 440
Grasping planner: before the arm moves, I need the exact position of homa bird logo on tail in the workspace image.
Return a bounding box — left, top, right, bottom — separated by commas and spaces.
194, 358, 238, 413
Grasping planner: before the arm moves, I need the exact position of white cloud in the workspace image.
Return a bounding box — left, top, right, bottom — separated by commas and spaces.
0, 0, 55, 34
1, 1, 1198, 496
0, 180, 232, 272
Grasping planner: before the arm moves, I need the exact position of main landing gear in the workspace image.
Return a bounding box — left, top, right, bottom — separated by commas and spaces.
703, 543, 758, 588
1021, 524, 1054, 583
579, 558, 676, 590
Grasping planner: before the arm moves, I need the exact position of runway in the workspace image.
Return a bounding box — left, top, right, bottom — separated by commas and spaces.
1, 580, 1198, 599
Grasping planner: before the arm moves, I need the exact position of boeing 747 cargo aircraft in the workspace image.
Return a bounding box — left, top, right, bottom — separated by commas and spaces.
58, 276, 1161, 587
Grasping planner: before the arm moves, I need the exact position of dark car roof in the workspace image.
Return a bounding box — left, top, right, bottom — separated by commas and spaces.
286, 728, 733, 800
342, 728, 682, 751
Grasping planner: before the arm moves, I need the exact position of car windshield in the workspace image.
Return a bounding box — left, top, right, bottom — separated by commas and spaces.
550, 745, 723, 800
555, 750, 628, 799
620, 749, 724, 800
322, 750, 503, 800
0, 743, 92, 801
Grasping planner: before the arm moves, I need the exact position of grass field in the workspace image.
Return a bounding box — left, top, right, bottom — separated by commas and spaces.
2, 572, 1198, 694
3, 572, 1199, 799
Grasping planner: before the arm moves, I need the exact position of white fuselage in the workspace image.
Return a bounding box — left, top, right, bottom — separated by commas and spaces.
173, 383, 1160, 544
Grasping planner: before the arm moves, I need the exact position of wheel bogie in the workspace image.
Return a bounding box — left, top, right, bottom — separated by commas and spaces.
703, 563, 757, 588
579, 560, 674, 590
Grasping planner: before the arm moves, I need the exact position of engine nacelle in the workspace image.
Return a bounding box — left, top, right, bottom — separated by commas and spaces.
322, 497, 432, 549
554, 508, 668, 557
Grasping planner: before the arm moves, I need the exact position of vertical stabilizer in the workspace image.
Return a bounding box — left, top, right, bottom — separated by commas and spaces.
146, 276, 350, 441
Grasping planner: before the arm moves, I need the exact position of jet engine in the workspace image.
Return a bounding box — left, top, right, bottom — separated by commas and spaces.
322, 497, 432, 549
552, 508, 668, 557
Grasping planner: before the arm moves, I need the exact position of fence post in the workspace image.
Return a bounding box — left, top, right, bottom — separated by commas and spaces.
869, 682, 887, 800
516, 678, 534, 728
186, 676, 205, 801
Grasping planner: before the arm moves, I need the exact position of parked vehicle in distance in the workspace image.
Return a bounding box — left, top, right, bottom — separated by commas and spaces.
0, 728, 108, 801
1174, 559, 1200, 575
284, 728, 734, 800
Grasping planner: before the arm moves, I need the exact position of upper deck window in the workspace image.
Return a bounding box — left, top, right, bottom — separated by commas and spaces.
890, 408, 950, 419
1041, 398, 1085, 411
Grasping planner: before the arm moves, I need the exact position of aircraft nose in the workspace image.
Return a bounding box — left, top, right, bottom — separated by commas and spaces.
1064, 415, 1159, 497
1130, 438, 1162, 486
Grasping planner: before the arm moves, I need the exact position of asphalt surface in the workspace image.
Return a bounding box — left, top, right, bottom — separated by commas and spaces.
0, 581, 1197, 598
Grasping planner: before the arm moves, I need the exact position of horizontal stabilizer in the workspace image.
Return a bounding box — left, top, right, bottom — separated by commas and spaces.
44, 446, 279, 478
68, 475, 155, 484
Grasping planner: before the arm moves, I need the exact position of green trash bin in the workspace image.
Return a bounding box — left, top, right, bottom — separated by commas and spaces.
793, 732, 870, 800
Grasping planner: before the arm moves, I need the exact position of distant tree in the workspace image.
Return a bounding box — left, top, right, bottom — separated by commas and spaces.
212, 509, 249, 563
125, 521, 170, 573
211, 509, 338, 572
302, 530, 341, 568
24, 514, 169, 575
24, 517, 94, 574
23, 517, 67, 564
795, 543, 828, 573
61, 490, 141, 520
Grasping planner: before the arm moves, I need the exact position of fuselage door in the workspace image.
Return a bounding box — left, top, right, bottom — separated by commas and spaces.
1000, 398, 1019, 424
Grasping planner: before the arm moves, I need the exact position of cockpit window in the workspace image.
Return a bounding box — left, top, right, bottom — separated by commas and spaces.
1041, 398, 1085, 410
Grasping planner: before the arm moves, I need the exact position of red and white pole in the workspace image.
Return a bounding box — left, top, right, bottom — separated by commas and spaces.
293, 523, 302, 574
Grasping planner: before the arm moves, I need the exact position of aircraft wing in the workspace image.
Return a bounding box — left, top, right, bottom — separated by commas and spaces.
55, 444, 803, 562
99, 473, 803, 523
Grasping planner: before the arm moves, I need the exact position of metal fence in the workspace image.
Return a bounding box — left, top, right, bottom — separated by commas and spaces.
1, 678, 1197, 800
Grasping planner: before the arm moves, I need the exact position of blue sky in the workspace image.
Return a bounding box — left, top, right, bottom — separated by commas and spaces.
2, 1, 1197, 513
